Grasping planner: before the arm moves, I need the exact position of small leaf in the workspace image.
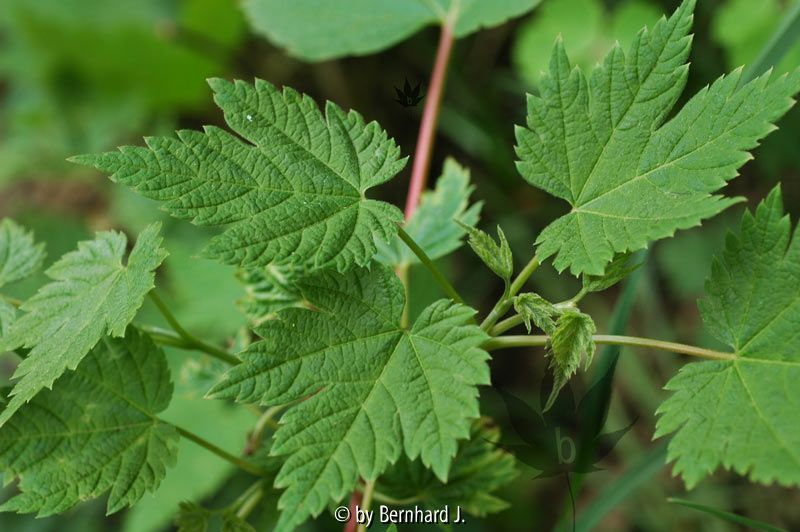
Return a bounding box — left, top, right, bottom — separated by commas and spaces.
546, 310, 596, 410
582, 253, 641, 293
0, 223, 167, 425
71, 79, 405, 273
656, 186, 800, 488
237, 263, 304, 326
0, 218, 46, 289
0, 327, 179, 515
208, 265, 489, 530
175, 502, 211, 532
461, 224, 513, 282
376, 158, 482, 266
513, 293, 559, 334
377, 419, 518, 517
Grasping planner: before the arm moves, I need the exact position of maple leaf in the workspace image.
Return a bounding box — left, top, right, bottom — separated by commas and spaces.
657, 187, 800, 488
71, 79, 406, 273
516, 0, 800, 275
208, 265, 489, 530
0, 223, 166, 425
0, 327, 179, 515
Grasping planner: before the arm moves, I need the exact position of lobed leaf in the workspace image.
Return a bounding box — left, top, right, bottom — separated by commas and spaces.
0, 327, 179, 515
461, 224, 514, 283
376, 419, 518, 517
0, 223, 167, 425
71, 79, 406, 273
208, 265, 489, 530
513, 293, 559, 335
516, 0, 800, 275
546, 310, 596, 410
656, 187, 800, 488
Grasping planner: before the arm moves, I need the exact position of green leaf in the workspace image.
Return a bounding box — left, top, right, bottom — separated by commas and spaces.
462, 225, 513, 282
0, 223, 167, 425
546, 310, 596, 410
243, 0, 540, 61
0, 327, 179, 515
376, 158, 481, 266
582, 253, 640, 293
377, 419, 517, 517
0, 219, 45, 289
175, 502, 211, 532
237, 264, 304, 327
0, 300, 15, 338
72, 79, 405, 273
656, 187, 800, 488
513, 293, 559, 334
515, 0, 800, 276
208, 265, 489, 530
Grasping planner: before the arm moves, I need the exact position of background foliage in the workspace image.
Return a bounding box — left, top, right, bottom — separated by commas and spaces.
1, 0, 799, 530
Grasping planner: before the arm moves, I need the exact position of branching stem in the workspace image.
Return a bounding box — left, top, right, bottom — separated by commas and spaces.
147, 292, 240, 365
483, 334, 736, 361
480, 254, 540, 331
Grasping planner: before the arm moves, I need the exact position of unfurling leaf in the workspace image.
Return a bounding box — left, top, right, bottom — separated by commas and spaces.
208, 265, 489, 531
546, 310, 596, 410
582, 253, 641, 293
0, 223, 167, 425
71, 79, 405, 273
376, 158, 482, 266
656, 187, 800, 488
516, 0, 800, 276
461, 224, 514, 282
237, 263, 304, 326
513, 293, 560, 334
377, 419, 518, 517
0, 219, 46, 288
0, 327, 179, 515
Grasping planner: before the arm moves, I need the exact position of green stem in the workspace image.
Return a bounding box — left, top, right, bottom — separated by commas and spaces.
480, 254, 540, 331
371, 490, 421, 506
490, 314, 524, 336
244, 405, 284, 455
397, 226, 465, 305
174, 425, 267, 477
483, 334, 736, 361
235, 482, 265, 520
356, 480, 376, 532
147, 292, 240, 365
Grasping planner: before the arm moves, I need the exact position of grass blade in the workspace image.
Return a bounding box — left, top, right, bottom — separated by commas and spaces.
668, 498, 786, 532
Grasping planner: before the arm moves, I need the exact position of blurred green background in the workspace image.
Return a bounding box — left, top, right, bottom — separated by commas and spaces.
1, 0, 799, 530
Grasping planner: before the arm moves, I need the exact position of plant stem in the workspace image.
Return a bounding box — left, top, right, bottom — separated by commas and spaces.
356, 480, 376, 532
490, 314, 524, 336
403, 22, 454, 219
174, 425, 267, 477
147, 292, 240, 365
480, 254, 540, 331
244, 405, 284, 455
235, 482, 265, 520
372, 491, 421, 506
397, 226, 465, 305
483, 334, 736, 361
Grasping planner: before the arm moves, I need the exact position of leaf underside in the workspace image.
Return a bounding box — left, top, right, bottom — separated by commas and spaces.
515, 0, 800, 276
0, 223, 166, 425
656, 187, 800, 488
209, 265, 490, 531
243, 0, 539, 61
0, 327, 179, 516
72, 78, 406, 273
